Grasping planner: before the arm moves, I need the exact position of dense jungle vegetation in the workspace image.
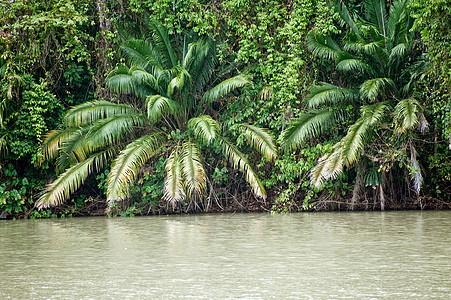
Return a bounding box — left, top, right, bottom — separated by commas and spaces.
0, 0, 450, 218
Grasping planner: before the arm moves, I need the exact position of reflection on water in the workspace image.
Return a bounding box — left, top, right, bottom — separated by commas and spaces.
1, 212, 450, 299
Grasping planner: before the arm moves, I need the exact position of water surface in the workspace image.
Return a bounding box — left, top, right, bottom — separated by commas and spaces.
1, 211, 450, 299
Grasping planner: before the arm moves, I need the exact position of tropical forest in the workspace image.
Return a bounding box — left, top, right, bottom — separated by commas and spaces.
1, 0, 450, 219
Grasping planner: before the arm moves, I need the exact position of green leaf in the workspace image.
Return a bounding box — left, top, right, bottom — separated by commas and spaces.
107, 134, 161, 201
219, 137, 266, 199
188, 115, 220, 145
181, 140, 206, 199
163, 146, 185, 203
202, 74, 251, 104
235, 124, 277, 161
36, 150, 111, 209
146, 95, 181, 123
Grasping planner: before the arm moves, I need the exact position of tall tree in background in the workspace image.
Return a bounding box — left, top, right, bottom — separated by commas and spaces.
282, 0, 428, 206
37, 21, 276, 210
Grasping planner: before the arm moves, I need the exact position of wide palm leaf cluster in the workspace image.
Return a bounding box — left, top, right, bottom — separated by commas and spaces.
282, 0, 428, 192
36, 22, 276, 209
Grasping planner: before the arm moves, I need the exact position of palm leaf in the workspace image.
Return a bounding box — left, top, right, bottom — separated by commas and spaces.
387, 0, 409, 44
163, 146, 185, 203
120, 39, 164, 70
393, 98, 419, 133
202, 74, 251, 104
86, 114, 145, 147
107, 66, 153, 98
342, 102, 386, 166
148, 20, 178, 68
309, 153, 330, 189
344, 39, 381, 56
146, 95, 181, 123
56, 126, 92, 173
189, 40, 216, 97
219, 137, 266, 199
167, 67, 191, 96
235, 124, 277, 161
181, 139, 206, 199
389, 43, 407, 62
306, 83, 358, 108
36, 150, 110, 209
107, 134, 161, 201
364, 0, 388, 37
336, 58, 372, 74
106, 65, 135, 94
64, 100, 138, 127
281, 109, 342, 152
129, 66, 158, 89
360, 78, 395, 101
306, 34, 342, 60
188, 115, 220, 145
311, 102, 386, 187
39, 127, 79, 162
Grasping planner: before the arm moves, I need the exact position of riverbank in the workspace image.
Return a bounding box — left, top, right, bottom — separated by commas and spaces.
2, 192, 450, 220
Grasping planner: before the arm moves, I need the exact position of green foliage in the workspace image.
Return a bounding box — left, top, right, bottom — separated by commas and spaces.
38, 22, 276, 211
2, 80, 64, 160
411, 0, 451, 143
0, 164, 47, 216
267, 143, 335, 213
283, 0, 428, 192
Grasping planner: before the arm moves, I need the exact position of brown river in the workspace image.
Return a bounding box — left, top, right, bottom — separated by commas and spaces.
1, 211, 450, 299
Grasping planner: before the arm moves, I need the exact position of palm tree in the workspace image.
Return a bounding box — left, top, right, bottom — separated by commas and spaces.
281, 0, 428, 194
36, 21, 276, 210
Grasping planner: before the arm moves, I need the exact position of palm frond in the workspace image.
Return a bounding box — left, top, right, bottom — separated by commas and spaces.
106, 65, 153, 98
387, 0, 409, 43
235, 124, 277, 161
36, 150, 110, 209
56, 126, 92, 173
393, 98, 420, 134
64, 100, 139, 127
85, 114, 145, 147
39, 127, 79, 162
389, 42, 407, 62
120, 39, 163, 70
364, 0, 388, 36
343, 39, 381, 56
190, 40, 216, 97
309, 146, 344, 189
281, 109, 341, 152
163, 146, 185, 203
167, 67, 191, 96
107, 134, 161, 201
309, 102, 384, 188
306, 34, 342, 60
188, 115, 220, 145
341, 102, 386, 166
181, 139, 206, 199
336, 58, 372, 74
258, 85, 273, 101
360, 78, 395, 101
129, 66, 158, 90
202, 74, 251, 104
306, 83, 358, 108
148, 20, 178, 68
146, 95, 181, 123
401, 60, 429, 97
219, 137, 266, 199
106, 65, 135, 94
